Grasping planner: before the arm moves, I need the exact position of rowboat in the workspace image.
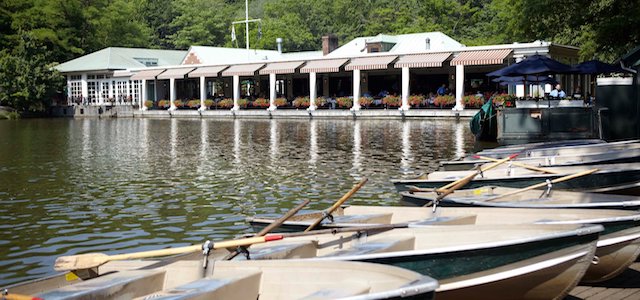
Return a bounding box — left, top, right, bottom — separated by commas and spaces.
399, 186, 640, 210
477, 139, 605, 154
249, 205, 640, 283
1, 260, 439, 300
471, 139, 639, 159
224, 224, 601, 300
391, 162, 640, 194
439, 146, 640, 171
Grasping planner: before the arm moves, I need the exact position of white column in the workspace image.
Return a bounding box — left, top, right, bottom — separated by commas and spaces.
268, 73, 277, 111
81, 74, 88, 105
141, 79, 147, 111
453, 64, 465, 111
169, 77, 177, 111
351, 69, 361, 111
400, 67, 410, 111
98, 80, 105, 105
232, 75, 240, 110
308, 71, 317, 111
108, 81, 114, 101
126, 80, 131, 105
198, 76, 207, 111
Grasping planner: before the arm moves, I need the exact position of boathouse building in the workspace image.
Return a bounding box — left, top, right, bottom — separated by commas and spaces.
55, 32, 581, 115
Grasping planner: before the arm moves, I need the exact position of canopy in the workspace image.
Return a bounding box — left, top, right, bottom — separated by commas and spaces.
571, 60, 628, 74
487, 55, 572, 77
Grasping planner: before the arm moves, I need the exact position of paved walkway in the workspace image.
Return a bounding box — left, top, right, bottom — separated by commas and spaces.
567, 262, 640, 299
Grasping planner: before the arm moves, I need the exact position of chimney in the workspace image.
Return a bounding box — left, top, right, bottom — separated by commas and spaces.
322, 34, 339, 56
276, 38, 283, 54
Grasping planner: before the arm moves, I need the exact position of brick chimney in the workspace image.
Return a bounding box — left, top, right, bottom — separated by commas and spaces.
322, 34, 339, 56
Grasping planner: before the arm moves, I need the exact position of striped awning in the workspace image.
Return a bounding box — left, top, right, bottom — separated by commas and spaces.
259, 61, 305, 75
300, 58, 348, 73
345, 56, 398, 71
394, 53, 452, 68
450, 49, 512, 66
221, 63, 265, 76
156, 67, 195, 79
188, 66, 228, 78
130, 69, 165, 80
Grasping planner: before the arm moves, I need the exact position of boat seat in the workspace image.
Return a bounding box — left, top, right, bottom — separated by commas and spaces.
295, 285, 371, 300
133, 270, 262, 300
37, 270, 166, 299
322, 235, 415, 257
409, 214, 478, 226
332, 213, 393, 224
236, 240, 318, 260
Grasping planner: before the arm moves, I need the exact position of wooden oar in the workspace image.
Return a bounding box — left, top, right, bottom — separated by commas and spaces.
485, 169, 599, 202
54, 234, 284, 271
436, 154, 518, 192
224, 199, 311, 260
304, 177, 368, 232
1, 293, 43, 300
473, 155, 561, 174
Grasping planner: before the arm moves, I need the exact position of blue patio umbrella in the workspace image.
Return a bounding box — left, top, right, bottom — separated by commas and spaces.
492, 75, 558, 85
487, 55, 573, 77
571, 60, 628, 74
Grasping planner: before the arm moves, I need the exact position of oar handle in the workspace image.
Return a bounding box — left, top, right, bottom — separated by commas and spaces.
2, 294, 43, 300
304, 178, 368, 232
485, 169, 599, 202
473, 155, 561, 174
256, 199, 311, 236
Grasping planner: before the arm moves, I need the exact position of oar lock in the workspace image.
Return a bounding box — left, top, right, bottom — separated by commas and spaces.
322, 211, 335, 223
201, 240, 215, 269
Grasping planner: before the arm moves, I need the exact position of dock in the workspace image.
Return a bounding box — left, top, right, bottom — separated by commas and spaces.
568, 262, 640, 299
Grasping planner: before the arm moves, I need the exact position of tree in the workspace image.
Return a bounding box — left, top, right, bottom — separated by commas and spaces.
169, 0, 235, 49
0, 32, 64, 112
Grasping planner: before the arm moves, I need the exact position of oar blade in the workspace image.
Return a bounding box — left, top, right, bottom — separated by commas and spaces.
54, 253, 110, 272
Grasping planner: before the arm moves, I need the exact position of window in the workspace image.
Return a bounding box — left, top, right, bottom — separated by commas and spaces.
134, 57, 159, 67
101, 82, 110, 101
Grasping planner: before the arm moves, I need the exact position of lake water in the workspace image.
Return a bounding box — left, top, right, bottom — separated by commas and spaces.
0, 117, 481, 286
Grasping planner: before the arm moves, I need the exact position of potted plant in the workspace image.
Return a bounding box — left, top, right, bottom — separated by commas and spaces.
274, 97, 288, 107
293, 96, 310, 108
493, 94, 516, 107
359, 96, 373, 107
144, 100, 153, 108
157, 99, 170, 109
336, 97, 352, 108
408, 95, 425, 107
187, 99, 200, 109
382, 95, 400, 108
204, 99, 214, 108
463, 95, 484, 108
237, 98, 249, 108
253, 98, 270, 108
433, 95, 455, 108
217, 98, 234, 109
315, 97, 327, 108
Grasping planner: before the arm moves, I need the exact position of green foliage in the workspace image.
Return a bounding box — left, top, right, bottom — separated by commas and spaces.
0, 32, 64, 112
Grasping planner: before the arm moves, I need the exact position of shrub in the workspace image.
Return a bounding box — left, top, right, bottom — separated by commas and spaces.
492, 93, 516, 107
433, 95, 455, 107
293, 96, 310, 108
144, 100, 153, 108
359, 96, 373, 106
253, 98, 270, 108
204, 99, 214, 108
463, 95, 484, 108
336, 97, 352, 108
274, 97, 288, 107
173, 99, 184, 108
382, 95, 400, 107
408, 95, 424, 106
217, 98, 234, 108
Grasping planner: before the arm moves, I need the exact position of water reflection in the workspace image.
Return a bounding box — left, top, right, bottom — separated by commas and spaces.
0, 118, 476, 286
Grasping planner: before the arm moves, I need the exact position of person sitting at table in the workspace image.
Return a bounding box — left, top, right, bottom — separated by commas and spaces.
437, 84, 447, 96
550, 84, 566, 98
573, 85, 582, 98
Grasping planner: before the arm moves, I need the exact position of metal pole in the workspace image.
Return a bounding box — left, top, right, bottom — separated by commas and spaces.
245, 0, 249, 60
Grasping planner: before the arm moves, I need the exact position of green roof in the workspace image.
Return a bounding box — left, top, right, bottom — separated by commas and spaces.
55, 47, 187, 73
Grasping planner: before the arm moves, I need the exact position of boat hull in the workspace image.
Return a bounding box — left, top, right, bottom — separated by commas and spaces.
392, 168, 640, 195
